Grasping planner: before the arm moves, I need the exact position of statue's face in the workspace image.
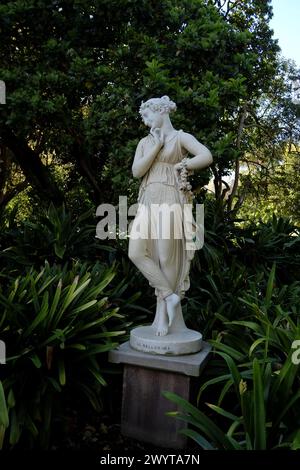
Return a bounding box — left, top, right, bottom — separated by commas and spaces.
141, 108, 163, 129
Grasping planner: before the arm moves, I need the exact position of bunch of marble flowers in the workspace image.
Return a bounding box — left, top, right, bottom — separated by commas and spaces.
177, 157, 195, 203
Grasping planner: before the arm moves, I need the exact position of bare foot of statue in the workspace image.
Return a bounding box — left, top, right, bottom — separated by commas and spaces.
155, 301, 168, 336
165, 293, 181, 327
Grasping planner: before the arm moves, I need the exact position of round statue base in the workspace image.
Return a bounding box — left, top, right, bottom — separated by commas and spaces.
130, 326, 202, 356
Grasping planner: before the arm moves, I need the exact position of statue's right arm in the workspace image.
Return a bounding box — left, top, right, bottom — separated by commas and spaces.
132, 138, 162, 178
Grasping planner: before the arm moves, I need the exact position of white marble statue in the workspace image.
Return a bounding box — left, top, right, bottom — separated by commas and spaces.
128, 96, 213, 355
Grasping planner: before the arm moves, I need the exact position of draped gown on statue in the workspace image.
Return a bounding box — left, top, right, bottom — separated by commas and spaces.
128, 129, 200, 312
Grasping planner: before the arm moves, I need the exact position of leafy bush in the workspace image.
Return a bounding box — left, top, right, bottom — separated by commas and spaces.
0, 260, 130, 449
184, 210, 300, 335
234, 215, 300, 283
164, 353, 300, 450
0, 202, 110, 273
0, 202, 157, 319
165, 264, 300, 449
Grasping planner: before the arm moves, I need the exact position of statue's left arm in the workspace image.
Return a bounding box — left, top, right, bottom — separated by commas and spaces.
179, 132, 213, 170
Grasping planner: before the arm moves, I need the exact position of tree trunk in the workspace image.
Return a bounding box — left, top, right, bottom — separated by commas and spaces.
71, 138, 103, 203
226, 104, 248, 212
1, 127, 64, 205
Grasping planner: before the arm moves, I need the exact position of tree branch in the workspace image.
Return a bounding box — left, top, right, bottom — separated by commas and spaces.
1, 126, 64, 204
0, 180, 29, 209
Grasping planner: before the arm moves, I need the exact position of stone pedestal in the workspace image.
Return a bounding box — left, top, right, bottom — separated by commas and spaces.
108, 341, 211, 449
130, 325, 202, 355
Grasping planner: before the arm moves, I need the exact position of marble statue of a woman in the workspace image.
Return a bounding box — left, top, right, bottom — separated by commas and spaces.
128, 96, 213, 355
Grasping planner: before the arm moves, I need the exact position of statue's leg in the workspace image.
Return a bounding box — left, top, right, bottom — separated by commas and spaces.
152, 297, 168, 336
157, 237, 181, 327
128, 230, 173, 301
128, 202, 181, 333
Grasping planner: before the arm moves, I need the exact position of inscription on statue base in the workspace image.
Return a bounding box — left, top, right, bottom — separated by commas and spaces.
130, 325, 202, 356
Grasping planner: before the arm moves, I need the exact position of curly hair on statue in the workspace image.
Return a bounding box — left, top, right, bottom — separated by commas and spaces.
139, 95, 177, 115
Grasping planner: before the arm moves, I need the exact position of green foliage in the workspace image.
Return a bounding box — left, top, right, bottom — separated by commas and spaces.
164, 354, 300, 449
0, 200, 154, 319
0, 382, 9, 449
0, 203, 102, 272
239, 144, 300, 225
234, 215, 300, 283
165, 264, 300, 449
184, 205, 300, 334
0, 0, 280, 207
0, 261, 129, 449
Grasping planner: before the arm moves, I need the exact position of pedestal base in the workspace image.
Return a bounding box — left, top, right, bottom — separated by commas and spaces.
109, 341, 211, 449
130, 325, 202, 355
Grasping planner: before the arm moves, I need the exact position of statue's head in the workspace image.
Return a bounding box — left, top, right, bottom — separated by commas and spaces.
139, 95, 176, 128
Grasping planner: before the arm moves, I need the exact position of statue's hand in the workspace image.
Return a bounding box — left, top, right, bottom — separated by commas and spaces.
150, 127, 164, 149
173, 162, 181, 182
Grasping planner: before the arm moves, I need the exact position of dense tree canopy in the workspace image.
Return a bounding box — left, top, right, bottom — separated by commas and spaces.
236, 58, 300, 224
0, 0, 281, 214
